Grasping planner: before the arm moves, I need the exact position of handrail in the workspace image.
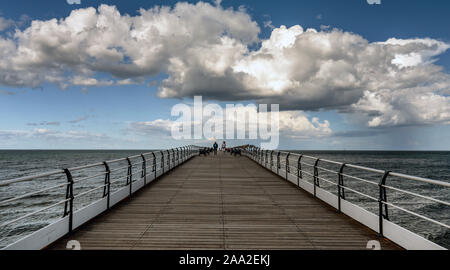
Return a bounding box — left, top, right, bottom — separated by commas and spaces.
0, 170, 65, 186
244, 146, 449, 249
0, 145, 198, 249
280, 150, 448, 187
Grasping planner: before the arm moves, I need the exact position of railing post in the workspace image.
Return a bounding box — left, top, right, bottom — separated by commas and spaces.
270, 151, 274, 169
141, 154, 147, 186
313, 158, 320, 197
167, 150, 171, 171
63, 168, 74, 233
285, 153, 290, 180
378, 171, 390, 236
160, 151, 165, 174
172, 149, 175, 168
103, 161, 111, 209
176, 148, 179, 166
277, 152, 281, 175
297, 155, 303, 187
337, 163, 346, 213
126, 157, 132, 196
151, 152, 156, 179
265, 151, 268, 167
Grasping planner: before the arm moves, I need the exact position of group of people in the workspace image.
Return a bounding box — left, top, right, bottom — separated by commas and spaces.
212, 141, 226, 155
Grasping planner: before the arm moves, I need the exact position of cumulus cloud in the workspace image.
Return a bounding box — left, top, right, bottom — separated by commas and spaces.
0, 3, 258, 89
129, 109, 331, 140
130, 119, 174, 135
159, 25, 450, 127
279, 111, 331, 138
0, 2, 449, 128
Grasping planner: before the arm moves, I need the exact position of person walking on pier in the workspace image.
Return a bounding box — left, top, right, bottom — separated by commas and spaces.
222, 141, 226, 152
213, 141, 218, 155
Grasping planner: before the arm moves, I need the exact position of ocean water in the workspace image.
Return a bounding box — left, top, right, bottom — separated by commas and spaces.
0, 150, 449, 249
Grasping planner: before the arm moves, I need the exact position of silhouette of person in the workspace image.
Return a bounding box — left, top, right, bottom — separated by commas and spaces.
213, 142, 218, 155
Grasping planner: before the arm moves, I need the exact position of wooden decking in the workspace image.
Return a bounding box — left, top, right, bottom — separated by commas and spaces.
50, 152, 401, 250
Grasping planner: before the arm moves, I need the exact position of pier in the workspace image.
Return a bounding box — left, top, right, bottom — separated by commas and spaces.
49, 153, 399, 250
1, 146, 448, 250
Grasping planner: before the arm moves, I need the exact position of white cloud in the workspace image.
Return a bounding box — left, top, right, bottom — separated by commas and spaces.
263, 20, 275, 30
0, 3, 449, 128
367, 0, 381, 4
353, 89, 450, 127
0, 128, 107, 141
0, 3, 258, 89
130, 119, 174, 135
67, 0, 81, 5
160, 25, 450, 127
279, 111, 332, 138
129, 109, 331, 140
70, 76, 114, 87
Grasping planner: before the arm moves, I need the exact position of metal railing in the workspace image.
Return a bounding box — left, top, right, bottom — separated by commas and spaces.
244, 146, 450, 249
0, 145, 199, 249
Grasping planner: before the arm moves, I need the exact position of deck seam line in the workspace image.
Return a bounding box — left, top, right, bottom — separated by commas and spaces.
128, 161, 196, 249
240, 159, 319, 249
219, 153, 226, 250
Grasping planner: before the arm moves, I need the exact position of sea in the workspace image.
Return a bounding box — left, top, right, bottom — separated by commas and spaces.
0, 150, 449, 249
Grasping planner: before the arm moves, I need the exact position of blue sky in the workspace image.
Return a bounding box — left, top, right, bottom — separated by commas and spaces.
1, 0, 450, 150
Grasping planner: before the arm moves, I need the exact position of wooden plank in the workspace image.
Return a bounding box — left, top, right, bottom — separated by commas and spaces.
49, 152, 401, 250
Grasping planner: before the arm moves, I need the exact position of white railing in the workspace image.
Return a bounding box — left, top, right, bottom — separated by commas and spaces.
244, 146, 449, 250
0, 146, 199, 250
